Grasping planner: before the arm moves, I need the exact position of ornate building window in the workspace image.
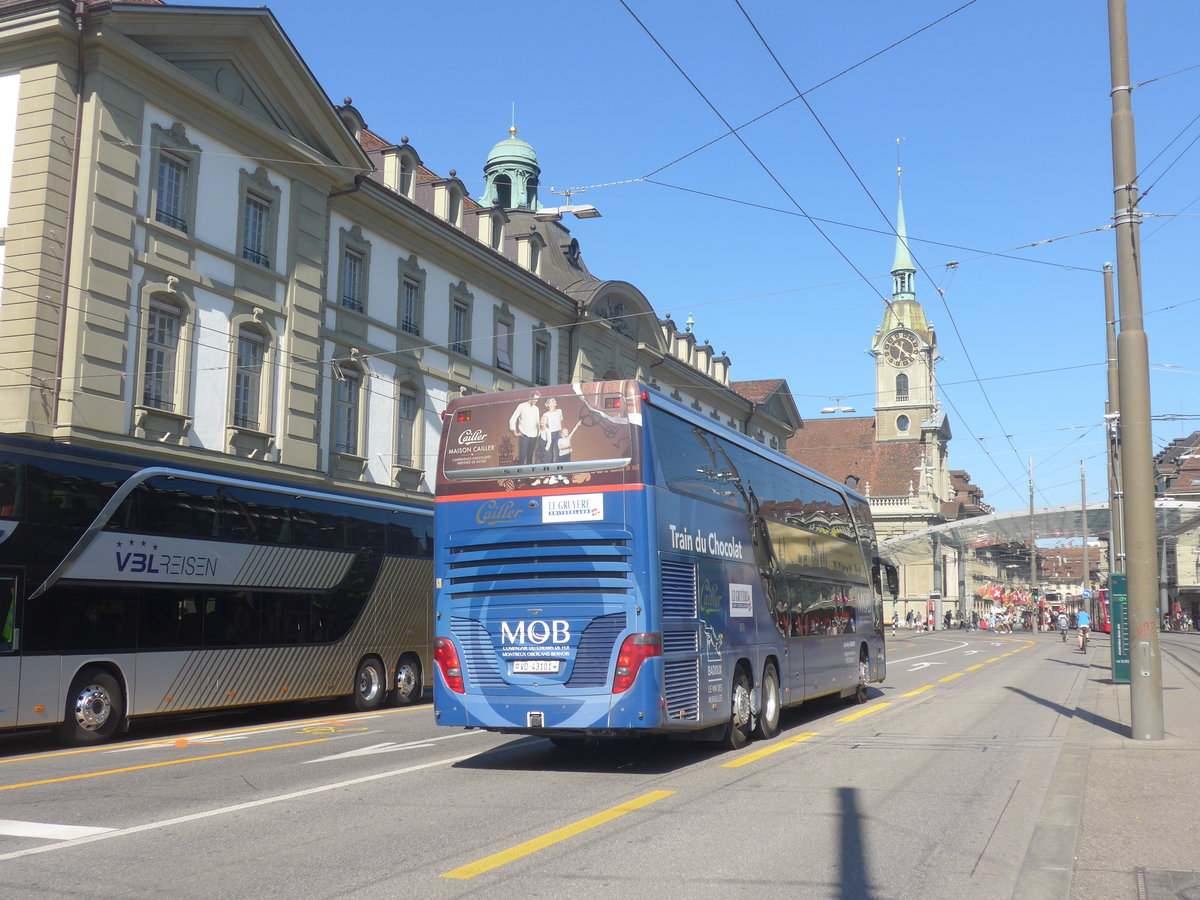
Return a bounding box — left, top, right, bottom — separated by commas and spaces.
338, 227, 371, 313
895, 372, 909, 402
396, 381, 419, 468
333, 362, 363, 456
237, 168, 281, 269
232, 326, 267, 429
149, 123, 200, 234
143, 299, 182, 411
398, 255, 426, 337
448, 282, 473, 357
533, 327, 551, 386
493, 303, 514, 373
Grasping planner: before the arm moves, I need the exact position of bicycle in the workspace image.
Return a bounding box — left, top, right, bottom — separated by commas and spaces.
1078, 626, 1090, 652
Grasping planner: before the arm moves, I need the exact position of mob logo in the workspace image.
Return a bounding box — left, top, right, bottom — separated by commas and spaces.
500, 619, 571, 645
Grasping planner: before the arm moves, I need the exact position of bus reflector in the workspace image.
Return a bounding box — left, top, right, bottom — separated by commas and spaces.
434, 637, 465, 693
612, 633, 661, 693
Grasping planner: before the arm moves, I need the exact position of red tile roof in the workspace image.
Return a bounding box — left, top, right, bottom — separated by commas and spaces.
786, 417, 926, 497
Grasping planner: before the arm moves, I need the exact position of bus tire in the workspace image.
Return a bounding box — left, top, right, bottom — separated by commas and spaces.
723, 666, 753, 750
351, 657, 387, 711
390, 653, 423, 706
57, 666, 124, 746
754, 661, 781, 740
850, 648, 869, 705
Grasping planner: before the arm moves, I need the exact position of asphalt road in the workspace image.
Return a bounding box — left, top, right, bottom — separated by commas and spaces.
0, 630, 1093, 899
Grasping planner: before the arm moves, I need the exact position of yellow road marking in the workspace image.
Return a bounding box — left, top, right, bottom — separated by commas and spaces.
837, 702, 890, 723
900, 685, 934, 698
938, 672, 964, 683
722, 732, 817, 768
966, 664, 984, 671
442, 790, 675, 879
0, 739, 325, 792
985, 657, 1002, 663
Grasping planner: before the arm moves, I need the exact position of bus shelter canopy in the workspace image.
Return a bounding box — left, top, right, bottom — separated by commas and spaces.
880, 500, 1200, 565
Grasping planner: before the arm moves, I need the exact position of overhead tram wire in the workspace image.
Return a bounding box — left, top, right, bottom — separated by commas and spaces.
618, 0, 892, 310
731, 0, 1030, 507
642, 0, 985, 181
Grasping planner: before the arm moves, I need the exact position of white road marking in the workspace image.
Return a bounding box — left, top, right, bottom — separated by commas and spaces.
0, 820, 114, 840
888, 640, 969, 664
907, 661, 947, 671
0, 752, 476, 862
304, 730, 482, 763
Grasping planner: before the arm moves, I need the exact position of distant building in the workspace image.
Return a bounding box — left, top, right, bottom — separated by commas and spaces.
787, 183, 997, 624
1155, 431, 1200, 624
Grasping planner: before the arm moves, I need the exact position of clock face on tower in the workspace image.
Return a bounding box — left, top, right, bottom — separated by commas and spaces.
882, 329, 919, 367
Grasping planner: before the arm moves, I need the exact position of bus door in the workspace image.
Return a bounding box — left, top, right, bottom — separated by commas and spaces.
0, 570, 19, 728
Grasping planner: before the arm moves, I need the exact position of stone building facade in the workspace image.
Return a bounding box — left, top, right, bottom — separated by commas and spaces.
0, 0, 798, 507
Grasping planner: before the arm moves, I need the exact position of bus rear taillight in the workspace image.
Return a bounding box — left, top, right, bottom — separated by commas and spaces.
434, 637, 465, 693
612, 633, 661, 694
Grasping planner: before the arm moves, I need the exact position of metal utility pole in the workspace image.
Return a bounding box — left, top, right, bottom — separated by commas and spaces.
1103, 262, 1124, 575
1028, 459, 1038, 592
1108, 0, 1163, 740
1080, 461, 1089, 600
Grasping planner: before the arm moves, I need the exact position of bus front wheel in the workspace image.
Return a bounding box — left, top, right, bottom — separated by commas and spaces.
390, 654, 423, 706
850, 649, 870, 705
723, 667, 753, 750
57, 667, 124, 745
351, 657, 387, 711
754, 661, 781, 740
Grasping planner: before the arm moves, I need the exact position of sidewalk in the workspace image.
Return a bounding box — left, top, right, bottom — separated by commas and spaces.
1014, 632, 1200, 900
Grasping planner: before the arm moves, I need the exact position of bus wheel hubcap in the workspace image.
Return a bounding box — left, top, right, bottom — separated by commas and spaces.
75, 686, 111, 730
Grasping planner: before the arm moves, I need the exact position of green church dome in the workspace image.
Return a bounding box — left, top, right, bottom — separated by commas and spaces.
486, 126, 538, 165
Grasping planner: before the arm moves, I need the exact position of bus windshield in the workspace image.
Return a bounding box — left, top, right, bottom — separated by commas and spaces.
436, 382, 642, 495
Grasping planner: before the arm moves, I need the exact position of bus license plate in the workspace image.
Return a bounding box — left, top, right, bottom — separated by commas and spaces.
513, 660, 560, 673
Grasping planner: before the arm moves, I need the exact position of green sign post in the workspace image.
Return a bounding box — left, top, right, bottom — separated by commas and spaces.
1110, 573, 1130, 684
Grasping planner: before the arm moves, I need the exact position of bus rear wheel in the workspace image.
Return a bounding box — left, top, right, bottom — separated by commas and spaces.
390, 654, 423, 706
754, 661, 781, 740
723, 667, 753, 750
57, 667, 124, 746
351, 657, 387, 711
850, 649, 870, 705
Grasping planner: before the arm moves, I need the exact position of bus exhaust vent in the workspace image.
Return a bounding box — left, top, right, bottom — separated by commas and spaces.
565, 613, 626, 688
660, 558, 697, 618
664, 658, 700, 721
449, 616, 506, 688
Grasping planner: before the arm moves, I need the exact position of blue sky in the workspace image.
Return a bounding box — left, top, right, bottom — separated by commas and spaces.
199, 0, 1199, 513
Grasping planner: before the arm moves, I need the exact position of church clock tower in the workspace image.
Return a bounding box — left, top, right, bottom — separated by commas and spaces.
872, 175, 939, 441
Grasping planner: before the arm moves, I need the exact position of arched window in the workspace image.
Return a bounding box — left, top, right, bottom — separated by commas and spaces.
232, 325, 267, 430
493, 174, 512, 208
895, 372, 909, 401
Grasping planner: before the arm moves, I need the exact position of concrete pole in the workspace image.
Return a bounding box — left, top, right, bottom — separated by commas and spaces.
1108, 0, 1163, 740
1029, 459, 1038, 592
1104, 263, 1124, 575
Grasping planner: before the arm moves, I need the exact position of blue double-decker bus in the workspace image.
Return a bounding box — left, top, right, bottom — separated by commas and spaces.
432, 381, 894, 748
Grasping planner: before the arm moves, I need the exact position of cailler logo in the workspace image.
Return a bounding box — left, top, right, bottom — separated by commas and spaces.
457, 429, 488, 446
476, 499, 521, 526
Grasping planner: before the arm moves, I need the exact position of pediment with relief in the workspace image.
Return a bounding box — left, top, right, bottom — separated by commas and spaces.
111, 9, 365, 170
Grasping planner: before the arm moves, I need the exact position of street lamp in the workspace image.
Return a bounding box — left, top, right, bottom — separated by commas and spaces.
820, 397, 856, 414
534, 186, 602, 221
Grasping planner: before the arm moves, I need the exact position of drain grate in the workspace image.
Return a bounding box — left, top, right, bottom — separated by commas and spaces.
1135, 867, 1200, 900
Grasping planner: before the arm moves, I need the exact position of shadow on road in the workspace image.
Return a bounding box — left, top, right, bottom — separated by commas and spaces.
1005, 685, 1127, 738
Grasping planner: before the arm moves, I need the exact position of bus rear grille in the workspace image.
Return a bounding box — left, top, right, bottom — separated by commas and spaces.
446, 533, 633, 599
449, 616, 506, 688
661, 558, 697, 618
564, 612, 626, 688
664, 659, 700, 721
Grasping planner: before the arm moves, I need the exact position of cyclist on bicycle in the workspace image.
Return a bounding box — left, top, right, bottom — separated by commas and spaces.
1057, 610, 1069, 641
1076, 608, 1091, 651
